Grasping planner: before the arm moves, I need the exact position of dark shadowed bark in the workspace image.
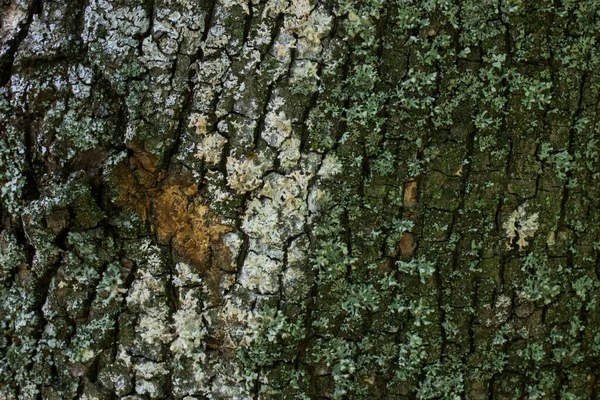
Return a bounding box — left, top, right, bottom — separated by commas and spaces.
2, 0, 600, 398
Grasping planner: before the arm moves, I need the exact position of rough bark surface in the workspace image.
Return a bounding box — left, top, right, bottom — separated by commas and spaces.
2, 0, 600, 399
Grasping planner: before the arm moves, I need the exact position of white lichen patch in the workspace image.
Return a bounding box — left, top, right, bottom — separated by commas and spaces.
189, 114, 209, 135
83, 0, 149, 58
239, 252, 282, 293
170, 292, 206, 352
242, 197, 283, 246
290, 59, 320, 93
126, 241, 172, 346
196, 53, 231, 88
218, 296, 257, 348
138, 308, 172, 345
127, 270, 164, 308
272, 31, 296, 63
195, 133, 228, 165
279, 136, 301, 169
263, 109, 293, 148
135, 361, 169, 397
226, 153, 270, 193
203, 24, 232, 57
318, 153, 342, 177
171, 263, 212, 394
262, 0, 332, 59
261, 172, 310, 214
204, 170, 234, 205
242, 172, 311, 251
260, 96, 305, 169
503, 203, 539, 250
173, 262, 203, 287
287, 6, 332, 59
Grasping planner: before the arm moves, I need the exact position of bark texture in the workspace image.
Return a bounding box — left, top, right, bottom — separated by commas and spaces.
2, 0, 600, 398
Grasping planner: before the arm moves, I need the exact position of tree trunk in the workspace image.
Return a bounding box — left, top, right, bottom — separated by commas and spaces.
2, 0, 600, 398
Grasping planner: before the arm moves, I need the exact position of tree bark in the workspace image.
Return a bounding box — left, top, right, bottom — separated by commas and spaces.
2, 0, 600, 398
